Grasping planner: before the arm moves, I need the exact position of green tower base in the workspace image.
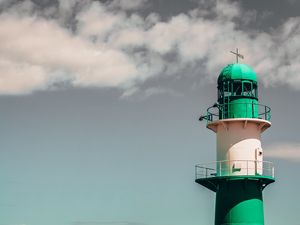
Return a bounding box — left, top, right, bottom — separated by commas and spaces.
196, 176, 274, 225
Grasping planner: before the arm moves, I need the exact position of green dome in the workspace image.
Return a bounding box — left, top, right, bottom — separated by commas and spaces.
218, 64, 257, 84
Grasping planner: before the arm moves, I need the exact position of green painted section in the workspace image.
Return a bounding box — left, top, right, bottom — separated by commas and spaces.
217, 63, 260, 120
195, 175, 275, 192
195, 176, 275, 224
228, 98, 258, 118
218, 64, 257, 84
198, 63, 274, 225
215, 179, 264, 225
218, 98, 259, 120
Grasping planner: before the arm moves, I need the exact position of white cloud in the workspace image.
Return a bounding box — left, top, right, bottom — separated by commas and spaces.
76, 2, 124, 40
0, 15, 138, 93
108, 0, 148, 10
264, 143, 300, 162
121, 86, 183, 99
0, 0, 299, 95
215, 0, 241, 20
0, 59, 48, 94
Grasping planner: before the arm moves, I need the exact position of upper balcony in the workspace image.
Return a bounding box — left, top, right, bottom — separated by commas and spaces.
200, 102, 271, 125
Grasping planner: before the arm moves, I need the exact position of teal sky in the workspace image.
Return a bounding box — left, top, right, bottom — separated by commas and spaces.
1, 1, 300, 225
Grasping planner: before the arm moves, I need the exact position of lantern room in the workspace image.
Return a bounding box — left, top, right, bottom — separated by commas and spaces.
217, 63, 258, 119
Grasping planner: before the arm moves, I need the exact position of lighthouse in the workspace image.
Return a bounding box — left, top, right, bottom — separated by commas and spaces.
197, 51, 275, 225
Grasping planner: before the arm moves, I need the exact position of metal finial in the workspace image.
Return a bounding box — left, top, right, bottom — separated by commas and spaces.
230, 48, 244, 63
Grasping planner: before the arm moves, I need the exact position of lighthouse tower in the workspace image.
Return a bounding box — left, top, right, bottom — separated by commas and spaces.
197, 55, 275, 225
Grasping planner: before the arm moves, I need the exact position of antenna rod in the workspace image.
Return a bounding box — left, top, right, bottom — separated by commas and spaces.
230, 48, 244, 63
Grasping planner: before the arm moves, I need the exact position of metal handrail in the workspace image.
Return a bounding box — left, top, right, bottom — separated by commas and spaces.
195, 160, 274, 179
203, 102, 271, 123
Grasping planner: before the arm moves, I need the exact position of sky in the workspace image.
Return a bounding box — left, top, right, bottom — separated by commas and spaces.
0, 0, 300, 225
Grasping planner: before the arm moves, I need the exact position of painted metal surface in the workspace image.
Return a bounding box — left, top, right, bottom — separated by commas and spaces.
196, 63, 275, 225
215, 119, 264, 174
206, 118, 271, 134
216, 63, 261, 120
202, 103, 271, 124
215, 180, 264, 225
227, 98, 258, 118
218, 64, 257, 83
195, 175, 275, 193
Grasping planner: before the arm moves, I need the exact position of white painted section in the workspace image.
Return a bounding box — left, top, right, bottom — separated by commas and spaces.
209, 119, 269, 176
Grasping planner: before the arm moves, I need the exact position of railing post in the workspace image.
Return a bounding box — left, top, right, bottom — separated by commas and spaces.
265, 105, 267, 120
227, 160, 229, 175
247, 160, 248, 175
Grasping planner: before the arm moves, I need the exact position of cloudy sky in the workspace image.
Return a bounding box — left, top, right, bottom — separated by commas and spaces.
1, 0, 300, 225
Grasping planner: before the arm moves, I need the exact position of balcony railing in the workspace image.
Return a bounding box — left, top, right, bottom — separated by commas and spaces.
195, 160, 275, 179
200, 103, 271, 123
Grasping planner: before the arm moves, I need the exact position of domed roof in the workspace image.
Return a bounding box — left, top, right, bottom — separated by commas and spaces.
217, 63, 257, 84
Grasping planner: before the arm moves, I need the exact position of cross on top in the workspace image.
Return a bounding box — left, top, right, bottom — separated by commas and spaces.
230, 48, 244, 63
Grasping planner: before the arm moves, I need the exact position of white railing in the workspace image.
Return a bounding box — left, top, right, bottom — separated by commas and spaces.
195, 160, 274, 179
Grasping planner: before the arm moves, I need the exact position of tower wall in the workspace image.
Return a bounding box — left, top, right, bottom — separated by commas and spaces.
215, 119, 265, 176
196, 63, 274, 225
215, 179, 264, 225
